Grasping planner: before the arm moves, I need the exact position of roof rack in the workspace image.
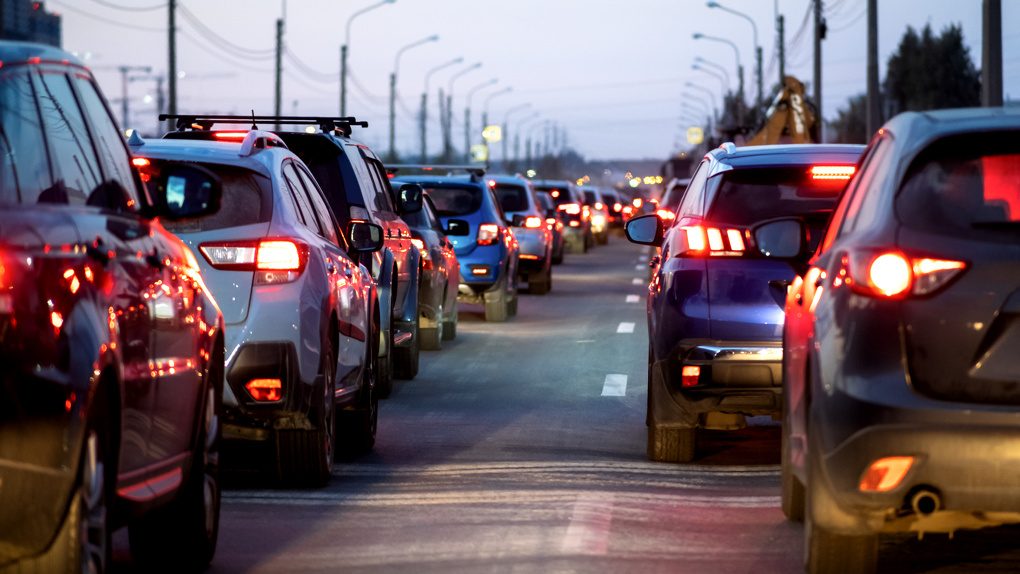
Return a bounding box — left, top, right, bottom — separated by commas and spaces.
385, 164, 486, 182
158, 114, 369, 137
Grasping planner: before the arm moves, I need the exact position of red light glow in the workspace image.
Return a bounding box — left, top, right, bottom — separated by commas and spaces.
246, 379, 282, 401
810, 165, 856, 180
859, 456, 913, 492
681, 366, 700, 387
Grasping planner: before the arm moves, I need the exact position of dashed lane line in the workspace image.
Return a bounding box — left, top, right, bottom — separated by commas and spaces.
632, 278, 644, 285
600, 374, 627, 396
625, 295, 640, 303
617, 322, 635, 333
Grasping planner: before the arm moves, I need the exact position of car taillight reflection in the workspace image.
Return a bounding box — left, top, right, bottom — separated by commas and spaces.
246, 378, 282, 401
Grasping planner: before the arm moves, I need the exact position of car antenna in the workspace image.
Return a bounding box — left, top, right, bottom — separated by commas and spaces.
250, 110, 258, 131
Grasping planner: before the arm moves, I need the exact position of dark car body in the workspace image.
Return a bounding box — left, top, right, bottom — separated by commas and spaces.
488, 174, 553, 294
780, 109, 1020, 573
0, 41, 225, 571
536, 191, 565, 264
533, 179, 591, 254
625, 142, 864, 464
579, 185, 611, 245
394, 189, 460, 349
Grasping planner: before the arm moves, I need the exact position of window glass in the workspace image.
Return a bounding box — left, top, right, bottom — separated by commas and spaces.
345, 145, 377, 210
423, 184, 483, 216
296, 163, 341, 246
494, 183, 530, 213
282, 163, 316, 231
146, 162, 270, 233
35, 72, 102, 205
676, 160, 710, 219
706, 167, 849, 226
835, 137, 890, 238
0, 70, 53, 205
72, 75, 140, 212
364, 154, 395, 212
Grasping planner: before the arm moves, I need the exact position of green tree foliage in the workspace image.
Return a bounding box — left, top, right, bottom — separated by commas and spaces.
828, 94, 868, 144
884, 23, 981, 115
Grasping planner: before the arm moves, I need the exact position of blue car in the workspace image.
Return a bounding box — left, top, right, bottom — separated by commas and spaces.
625, 142, 864, 463
389, 167, 520, 322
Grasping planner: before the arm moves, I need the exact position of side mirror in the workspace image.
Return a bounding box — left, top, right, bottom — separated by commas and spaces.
154, 163, 222, 220
752, 218, 807, 258
347, 220, 384, 254
511, 214, 527, 227
445, 218, 470, 236
624, 214, 663, 246
398, 183, 423, 215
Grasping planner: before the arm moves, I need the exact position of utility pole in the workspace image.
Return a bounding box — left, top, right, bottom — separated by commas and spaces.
275, 17, 283, 130
388, 72, 397, 160
444, 92, 453, 161
982, 0, 1003, 107
866, 0, 881, 136
167, 0, 176, 133
420, 91, 427, 162
119, 65, 152, 131
813, 0, 824, 141
777, 14, 785, 86
464, 107, 471, 163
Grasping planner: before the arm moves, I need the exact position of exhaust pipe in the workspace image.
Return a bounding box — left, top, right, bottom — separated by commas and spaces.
910, 489, 941, 516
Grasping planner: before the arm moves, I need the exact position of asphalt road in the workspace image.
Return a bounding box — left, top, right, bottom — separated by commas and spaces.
110, 232, 1020, 573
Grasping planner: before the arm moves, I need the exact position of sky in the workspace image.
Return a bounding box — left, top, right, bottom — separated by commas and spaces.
54, 0, 1020, 162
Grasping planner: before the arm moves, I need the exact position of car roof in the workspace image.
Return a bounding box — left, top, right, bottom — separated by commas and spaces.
392, 175, 484, 189
709, 143, 866, 169
130, 137, 296, 180
884, 107, 1020, 158
0, 40, 84, 67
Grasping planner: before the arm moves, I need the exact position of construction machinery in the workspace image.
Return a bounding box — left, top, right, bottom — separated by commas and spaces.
746, 76, 817, 146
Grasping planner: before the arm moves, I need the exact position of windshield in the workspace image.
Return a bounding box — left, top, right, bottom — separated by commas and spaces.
493, 183, 530, 213
422, 184, 483, 217
706, 167, 848, 226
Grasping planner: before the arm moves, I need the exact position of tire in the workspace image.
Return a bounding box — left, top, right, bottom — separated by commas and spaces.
419, 302, 442, 351
506, 274, 519, 318
781, 401, 806, 522
442, 298, 457, 341
598, 232, 609, 245
378, 324, 394, 399
647, 425, 696, 463
529, 266, 551, 295
339, 341, 378, 455
552, 244, 564, 264
485, 284, 508, 322
275, 348, 335, 487
393, 314, 419, 379
130, 365, 221, 569
805, 515, 879, 574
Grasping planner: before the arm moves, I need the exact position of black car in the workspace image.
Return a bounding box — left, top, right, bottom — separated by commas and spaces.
781, 108, 1020, 573
0, 41, 224, 571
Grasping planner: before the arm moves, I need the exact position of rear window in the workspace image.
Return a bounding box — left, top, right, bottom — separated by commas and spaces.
142, 161, 272, 233
706, 167, 848, 226
534, 186, 573, 206
423, 184, 482, 217
493, 183, 530, 213
896, 133, 1020, 241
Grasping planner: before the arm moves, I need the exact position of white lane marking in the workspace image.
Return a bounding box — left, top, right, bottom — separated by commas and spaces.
617, 322, 635, 333
632, 278, 644, 285
601, 374, 627, 396
634, 264, 645, 271
640, 246, 651, 255
625, 295, 640, 303
561, 493, 616, 555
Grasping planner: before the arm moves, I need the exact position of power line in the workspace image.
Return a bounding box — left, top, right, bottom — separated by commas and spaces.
48, 0, 163, 32
85, 0, 165, 11
177, 3, 276, 59
177, 29, 274, 74
283, 47, 339, 83
347, 69, 388, 103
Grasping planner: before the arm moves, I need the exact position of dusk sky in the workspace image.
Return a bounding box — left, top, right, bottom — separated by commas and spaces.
54, 0, 1020, 161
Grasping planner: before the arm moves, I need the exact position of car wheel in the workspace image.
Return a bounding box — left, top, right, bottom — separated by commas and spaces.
506, 272, 519, 317
442, 298, 457, 340
275, 348, 335, 487
529, 266, 551, 295
781, 387, 805, 522
420, 302, 443, 351
339, 339, 378, 455
552, 244, 564, 264
130, 363, 221, 568
378, 323, 394, 399
484, 279, 508, 322
394, 313, 419, 379
598, 232, 609, 245
647, 425, 697, 463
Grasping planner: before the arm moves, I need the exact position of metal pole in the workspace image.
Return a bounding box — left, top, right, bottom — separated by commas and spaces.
167, 0, 176, 133
420, 91, 427, 162
813, 0, 823, 141
982, 0, 1003, 107
275, 18, 283, 130
464, 106, 471, 163
778, 14, 785, 86
340, 44, 347, 116
866, 0, 881, 136
389, 72, 396, 159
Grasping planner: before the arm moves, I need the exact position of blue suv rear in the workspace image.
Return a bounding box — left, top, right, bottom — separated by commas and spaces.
625, 143, 864, 462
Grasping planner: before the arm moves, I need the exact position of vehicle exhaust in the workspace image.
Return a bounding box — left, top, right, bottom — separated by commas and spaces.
910, 489, 941, 516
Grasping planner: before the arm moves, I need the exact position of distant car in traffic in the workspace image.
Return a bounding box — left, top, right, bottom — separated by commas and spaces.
488, 174, 554, 294
533, 179, 592, 254
780, 109, 1020, 574
0, 41, 224, 572
625, 142, 864, 464
578, 185, 611, 245
536, 191, 566, 264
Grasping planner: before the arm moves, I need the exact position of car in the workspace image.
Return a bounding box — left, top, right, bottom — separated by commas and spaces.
656, 177, 691, 221
487, 174, 554, 294
395, 188, 461, 349
273, 120, 424, 394
624, 142, 864, 464
0, 41, 225, 571
533, 179, 592, 254
389, 166, 520, 322
578, 185, 611, 245
135, 122, 385, 487
779, 109, 1020, 573
603, 187, 627, 230
536, 191, 566, 264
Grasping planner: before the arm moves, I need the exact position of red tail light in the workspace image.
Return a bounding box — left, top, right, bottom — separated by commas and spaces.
681, 365, 700, 387
594, 202, 604, 210
656, 209, 676, 220
614, 202, 622, 211
411, 237, 432, 270
213, 131, 249, 140
844, 250, 967, 298
131, 157, 150, 167
477, 223, 500, 246
559, 203, 581, 215
199, 239, 308, 284
524, 216, 543, 229
810, 165, 856, 180
676, 224, 747, 257
246, 379, 282, 402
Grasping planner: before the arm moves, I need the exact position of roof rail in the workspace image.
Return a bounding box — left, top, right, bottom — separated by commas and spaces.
385, 164, 486, 182
718, 142, 738, 155
158, 114, 369, 137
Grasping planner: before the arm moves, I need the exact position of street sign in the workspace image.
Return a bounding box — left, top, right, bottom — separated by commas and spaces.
482, 125, 502, 142
471, 145, 488, 162
687, 126, 704, 145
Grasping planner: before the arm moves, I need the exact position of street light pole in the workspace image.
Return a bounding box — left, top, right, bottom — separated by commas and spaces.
694, 57, 732, 91
707, 1, 761, 114
464, 78, 498, 163
444, 62, 481, 162
692, 65, 730, 95
390, 34, 439, 161
693, 32, 744, 124
481, 87, 512, 168
501, 103, 530, 172
421, 57, 463, 162
342, 0, 395, 116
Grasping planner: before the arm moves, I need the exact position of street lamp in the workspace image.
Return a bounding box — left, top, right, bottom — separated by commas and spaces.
515, 111, 540, 169
707, 1, 762, 113
480, 87, 512, 166
421, 57, 462, 162
389, 34, 439, 161
694, 57, 731, 91
341, 0, 395, 116
685, 82, 719, 108
464, 78, 498, 162
501, 103, 531, 170
443, 62, 481, 162
692, 64, 729, 95
693, 32, 744, 123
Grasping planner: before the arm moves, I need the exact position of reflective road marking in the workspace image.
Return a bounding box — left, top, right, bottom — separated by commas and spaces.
561, 493, 616, 555
632, 278, 643, 285
617, 322, 635, 333
634, 264, 644, 271
625, 295, 640, 303
601, 374, 627, 396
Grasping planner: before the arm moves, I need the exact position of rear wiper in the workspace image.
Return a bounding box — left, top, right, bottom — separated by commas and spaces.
971, 221, 1020, 230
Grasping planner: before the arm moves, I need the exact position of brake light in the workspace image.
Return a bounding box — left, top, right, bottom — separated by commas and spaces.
410, 237, 432, 270
622, 206, 634, 215
681, 366, 700, 387
614, 202, 622, 211
199, 239, 308, 284
131, 157, 150, 167
246, 379, 282, 402
477, 223, 500, 246
845, 250, 967, 298
524, 216, 543, 229
677, 225, 747, 257
487, 180, 496, 187
811, 165, 856, 180
633, 198, 643, 208
213, 131, 249, 140
859, 456, 913, 492
559, 203, 581, 215
656, 209, 676, 220
594, 202, 604, 210
257, 241, 301, 270
551, 190, 560, 198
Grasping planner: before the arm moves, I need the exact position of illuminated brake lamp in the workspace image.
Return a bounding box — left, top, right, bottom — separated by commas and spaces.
727, 229, 745, 252
859, 456, 913, 492
524, 216, 543, 229
559, 203, 581, 215
681, 365, 700, 387
850, 251, 966, 298
131, 157, 150, 167
257, 241, 302, 270
869, 253, 911, 296
614, 202, 622, 212
594, 202, 604, 210
477, 223, 500, 246
810, 165, 856, 180
246, 379, 282, 402
683, 226, 707, 251
551, 190, 560, 198
656, 209, 676, 220
633, 198, 643, 208
487, 179, 497, 188
213, 131, 249, 140
706, 228, 724, 251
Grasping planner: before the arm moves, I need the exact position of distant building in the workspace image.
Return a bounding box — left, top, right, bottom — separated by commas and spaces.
1, 0, 62, 48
